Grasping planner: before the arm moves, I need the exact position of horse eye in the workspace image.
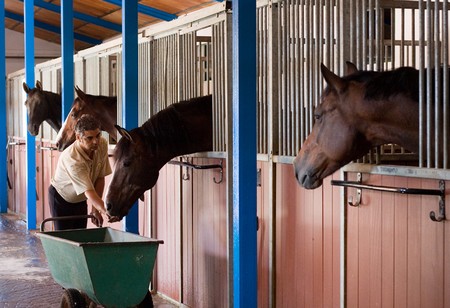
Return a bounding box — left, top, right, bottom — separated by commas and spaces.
123, 160, 131, 167
71, 112, 77, 118
314, 113, 322, 121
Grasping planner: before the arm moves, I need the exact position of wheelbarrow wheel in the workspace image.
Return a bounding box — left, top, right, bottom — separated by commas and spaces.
136, 291, 153, 308
60, 288, 86, 308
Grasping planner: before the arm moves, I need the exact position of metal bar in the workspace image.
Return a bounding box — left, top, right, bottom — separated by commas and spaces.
332, 176, 445, 222
331, 180, 443, 196
419, 0, 425, 167
168, 160, 223, 171
434, 0, 441, 167
39, 146, 58, 151
121, 0, 139, 234
24, 0, 36, 230
0, 0, 6, 213
442, 0, 449, 169
61, 0, 74, 121
426, 0, 432, 167
5, 11, 102, 45
232, 0, 257, 306
18, 0, 121, 32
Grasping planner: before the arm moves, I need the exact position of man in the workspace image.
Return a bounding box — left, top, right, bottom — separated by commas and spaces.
49, 114, 112, 230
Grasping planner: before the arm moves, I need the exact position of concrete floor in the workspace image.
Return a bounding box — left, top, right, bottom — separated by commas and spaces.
0, 213, 178, 308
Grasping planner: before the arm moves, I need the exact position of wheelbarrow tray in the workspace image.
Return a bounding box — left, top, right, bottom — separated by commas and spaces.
37, 227, 163, 307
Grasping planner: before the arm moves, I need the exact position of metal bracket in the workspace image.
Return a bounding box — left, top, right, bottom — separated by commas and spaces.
168, 158, 223, 184
331, 173, 446, 222
347, 172, 362, 207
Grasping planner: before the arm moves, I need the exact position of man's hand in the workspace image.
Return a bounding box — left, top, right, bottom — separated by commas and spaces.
107, 215, 121, 223
90, 208, 104, 227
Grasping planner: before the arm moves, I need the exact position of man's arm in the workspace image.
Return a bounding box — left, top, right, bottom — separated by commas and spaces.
85, 177, 107, 226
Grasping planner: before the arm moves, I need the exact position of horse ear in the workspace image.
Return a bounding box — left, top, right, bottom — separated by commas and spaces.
35, 80, 42, 91
23, 82, 31, 94
75, 86, 88, 101
345, 61, 358, 75
115, 125, 134, 143
321, 63, 347, 93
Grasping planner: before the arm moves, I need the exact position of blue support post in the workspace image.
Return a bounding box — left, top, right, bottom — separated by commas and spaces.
61, 0, 74, 119
121, 0, 139, 234
0, 0, 7, 213
232, 0, 257, 307
24, 0, 36, 229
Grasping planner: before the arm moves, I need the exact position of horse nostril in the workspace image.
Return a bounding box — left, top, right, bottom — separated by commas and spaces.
106, 203, 112, 211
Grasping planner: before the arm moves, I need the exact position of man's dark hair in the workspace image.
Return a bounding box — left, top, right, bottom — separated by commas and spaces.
74, 114, 101, 136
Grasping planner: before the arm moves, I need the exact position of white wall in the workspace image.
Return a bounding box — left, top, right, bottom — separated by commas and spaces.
6, 28, 61, 75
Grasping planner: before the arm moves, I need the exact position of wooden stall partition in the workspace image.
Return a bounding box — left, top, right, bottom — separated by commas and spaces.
183, 157, 228, 308
153, 163, 182, 302
275, 163, 341, 308
345, 172, 449, 308
38, 141, 57, 229
6, 139, 17, 213
35, 141, 44, 225
16, 139, 27, 218
257, 161, 271, 308
181, 160, 194, 307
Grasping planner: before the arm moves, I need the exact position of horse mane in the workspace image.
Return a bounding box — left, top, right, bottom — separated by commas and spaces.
113, 95, 212, 162
362, 67, 420, 102
140, 95, 211, 147
82, 93, 117, 105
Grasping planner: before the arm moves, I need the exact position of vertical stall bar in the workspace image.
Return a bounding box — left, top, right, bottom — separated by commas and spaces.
61, 0, 74, 119
426, 0, 433, 167
434, 0, 441, 167
122, 0, 139, 234
232, 0, 257, 306
444, 0, 449, 168
419, 0, 426, 167
0, 0, 6, 213
24, 0, 36, 230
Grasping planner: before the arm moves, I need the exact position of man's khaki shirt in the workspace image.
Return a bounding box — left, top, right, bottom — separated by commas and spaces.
51, 137, 112, 203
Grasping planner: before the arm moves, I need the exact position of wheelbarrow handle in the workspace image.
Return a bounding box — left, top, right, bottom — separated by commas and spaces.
40, 215, 97, 232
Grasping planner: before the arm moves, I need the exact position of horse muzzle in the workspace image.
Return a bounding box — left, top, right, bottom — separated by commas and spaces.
293, 156, 323, 189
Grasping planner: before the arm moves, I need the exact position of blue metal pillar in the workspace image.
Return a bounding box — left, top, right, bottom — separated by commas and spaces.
232, 0, 257, 307
121, 0, 139, 234
24, 0, 36, 229
0, 0, 7, 213
61, 0, 74, 118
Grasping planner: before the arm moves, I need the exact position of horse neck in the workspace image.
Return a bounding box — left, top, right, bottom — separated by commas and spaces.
92, 97, 117, 138
144, 100, 212, 165
46, 93, 62, 131
359, 97, 420, 153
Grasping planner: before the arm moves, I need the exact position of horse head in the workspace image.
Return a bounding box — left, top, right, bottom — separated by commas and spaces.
105, 125, 162, 219
55, 86, 88, 151
56, 87, 117, 151
23, 80, 56, 135
293, 63, 372, 189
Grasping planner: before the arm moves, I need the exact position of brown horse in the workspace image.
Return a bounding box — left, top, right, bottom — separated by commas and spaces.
105, 95, 213, 219
55, 87, 117, 151
23, 81, 62, 135
293, 62, 424, 189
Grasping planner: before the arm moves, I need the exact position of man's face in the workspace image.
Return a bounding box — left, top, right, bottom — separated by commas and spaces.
76, 128, 101, 156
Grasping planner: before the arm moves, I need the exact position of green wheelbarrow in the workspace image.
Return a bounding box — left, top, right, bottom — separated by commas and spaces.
37, 216, 164, 308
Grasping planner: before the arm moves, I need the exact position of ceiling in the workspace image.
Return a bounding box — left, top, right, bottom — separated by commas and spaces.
5, 0, 222, 51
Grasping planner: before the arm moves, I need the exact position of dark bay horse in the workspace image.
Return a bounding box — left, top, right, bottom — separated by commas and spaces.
55, 87, 117, 151
23, 81, 62, 135
105, 95, 213, 219
294, 62, 424, 189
